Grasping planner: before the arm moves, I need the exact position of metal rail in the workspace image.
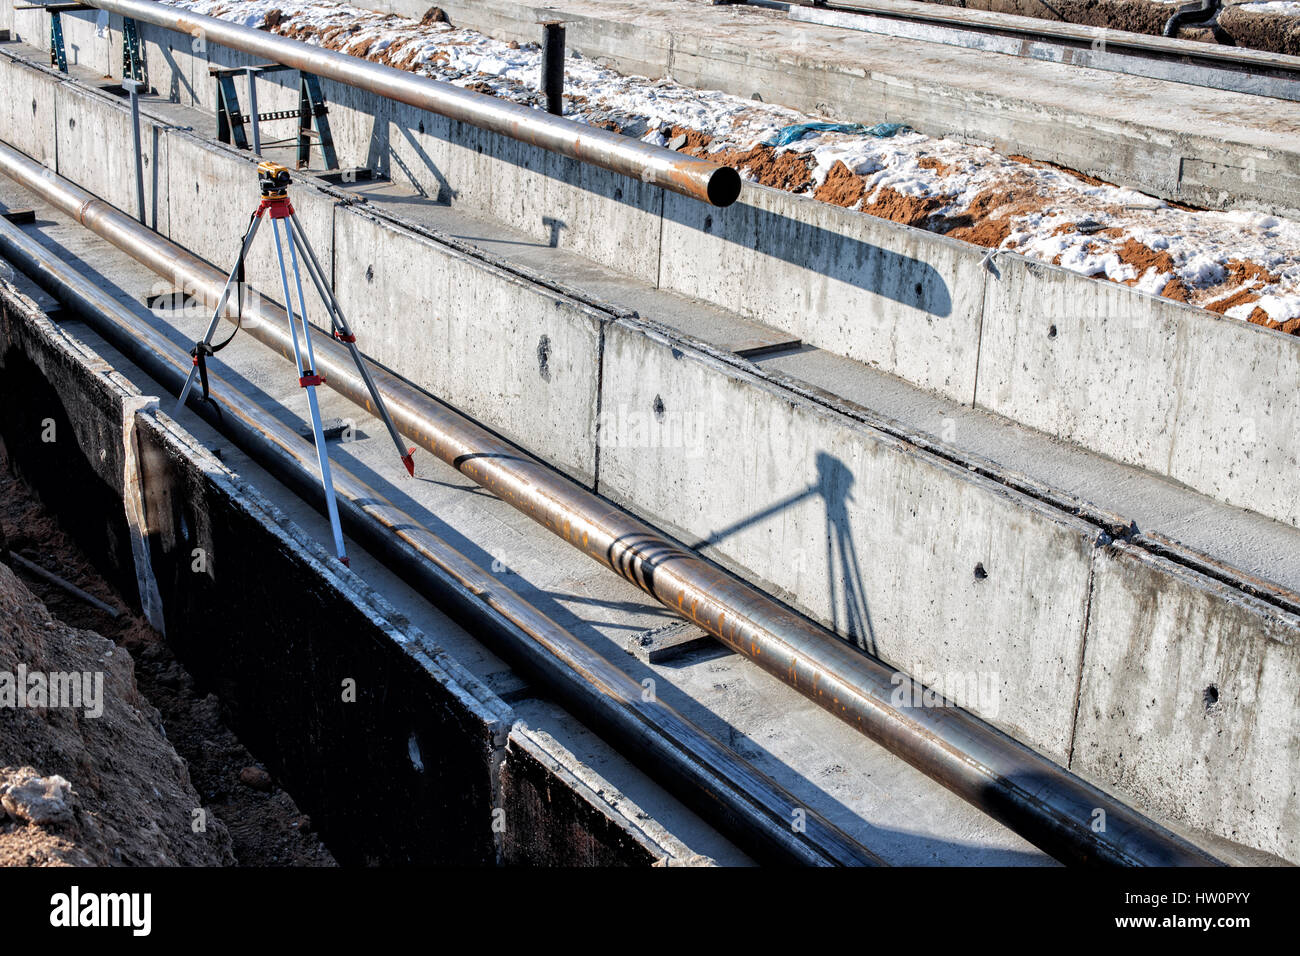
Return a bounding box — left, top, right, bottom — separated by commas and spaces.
0, 206, 881, 866
73, 0, 739, 206
0, 140, 1220, 867
784, 0, 1300, 101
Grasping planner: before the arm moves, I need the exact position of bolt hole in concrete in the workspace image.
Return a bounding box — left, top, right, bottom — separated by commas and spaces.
653, 394, 666, 421
1204, 684, 1220, 711
1048, 324, 1058, 339
974, 562, 989, 580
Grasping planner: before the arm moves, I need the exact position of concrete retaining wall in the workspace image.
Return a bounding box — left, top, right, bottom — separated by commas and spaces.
4, 14, 1296, 532
0, 277, 707, 865
979, 256, 1300, 528
3, 39, 1299, 862
333, 204, 604, 483
55, 78, 170, 232
598, 319, 1097, 763
661, 185, 986, 403
1074, 543, 1300, 864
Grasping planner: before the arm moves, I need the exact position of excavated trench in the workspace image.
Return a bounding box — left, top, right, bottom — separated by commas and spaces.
0, 439, 336, 866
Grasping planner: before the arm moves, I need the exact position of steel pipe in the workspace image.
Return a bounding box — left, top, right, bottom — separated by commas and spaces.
0, 142, 1219, 866
79, 0, 741, 206
0, 208, 881, 866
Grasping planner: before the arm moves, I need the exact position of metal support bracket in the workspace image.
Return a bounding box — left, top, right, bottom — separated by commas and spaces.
49, 9, 67, 72
212, 65, 336, 169
121, 15, 145, 85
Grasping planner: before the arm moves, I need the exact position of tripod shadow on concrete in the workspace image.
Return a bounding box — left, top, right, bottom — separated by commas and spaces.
687, 450, 877, 655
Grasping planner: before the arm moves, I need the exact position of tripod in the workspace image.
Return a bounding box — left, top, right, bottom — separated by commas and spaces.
176, 162, 415, 565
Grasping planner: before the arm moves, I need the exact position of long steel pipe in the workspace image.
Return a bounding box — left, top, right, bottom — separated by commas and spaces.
0, 209, 882, 866
0, 142, 1219, 866
80, 0, 741, 207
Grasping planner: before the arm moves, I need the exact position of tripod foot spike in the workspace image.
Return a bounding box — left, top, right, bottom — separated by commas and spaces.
402, 448, 415, 477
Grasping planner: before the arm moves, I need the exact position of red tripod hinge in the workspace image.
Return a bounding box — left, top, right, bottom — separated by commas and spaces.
299, 373, 326, 387
334, 331, 357, 343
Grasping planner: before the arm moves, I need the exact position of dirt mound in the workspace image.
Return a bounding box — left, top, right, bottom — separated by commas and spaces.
1206, 287, 1261, 313
1114, 238, 1176, 278
1249, 308, 1300, 335
918, 0, 1299, 56
669, 125, 715, 153
0, 559, 236, 866
814, 160, 867, 209
1219, 6, 1300, 58
707, 143, 814, 193
0, 444, 334, 867
866, 186, 943, 229
932, 185, 1042, 246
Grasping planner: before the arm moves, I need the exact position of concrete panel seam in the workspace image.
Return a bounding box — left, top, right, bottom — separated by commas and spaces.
1065, 546, 1098, 769
970, 248, 995, 409
592, 316, 606, 491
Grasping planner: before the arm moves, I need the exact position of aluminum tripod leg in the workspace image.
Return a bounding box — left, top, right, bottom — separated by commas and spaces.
174, 212, 265, 413
287, 211, 416, 476
271, 214, 348, 564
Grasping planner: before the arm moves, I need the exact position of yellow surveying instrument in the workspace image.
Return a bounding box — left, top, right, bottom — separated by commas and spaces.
176, 161, 416, 565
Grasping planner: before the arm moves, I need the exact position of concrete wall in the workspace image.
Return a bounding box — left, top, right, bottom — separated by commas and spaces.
55, 78, 170, 232
979, 255, 1300, 528
3, 37, 1299, 862
597, 319, 1096, 762
662, 185, 986, 403
501, 724, 705, 865
1074, 543, 1300, 864
5, 15, 1296, 532
333, 204, 604, 482
0, 276, 708, 865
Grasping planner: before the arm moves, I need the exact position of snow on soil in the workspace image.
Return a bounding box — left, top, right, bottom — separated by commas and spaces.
1238, 2, 1300, 15
171, 0, 1300, 330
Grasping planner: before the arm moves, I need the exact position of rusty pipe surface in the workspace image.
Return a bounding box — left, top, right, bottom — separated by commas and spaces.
0, 141, 1220, 866
80, 0, 740, 206
0, 208, 882, 866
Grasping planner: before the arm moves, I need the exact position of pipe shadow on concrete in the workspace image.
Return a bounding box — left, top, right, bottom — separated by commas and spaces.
382, 116, 953, 316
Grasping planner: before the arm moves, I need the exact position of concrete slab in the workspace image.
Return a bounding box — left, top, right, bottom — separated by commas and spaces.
1073, 543, 1300, 865
331, 203, 604, 484
597, 319, 1097, 761
661, 183, 986, 404
54, 79, 169, 232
